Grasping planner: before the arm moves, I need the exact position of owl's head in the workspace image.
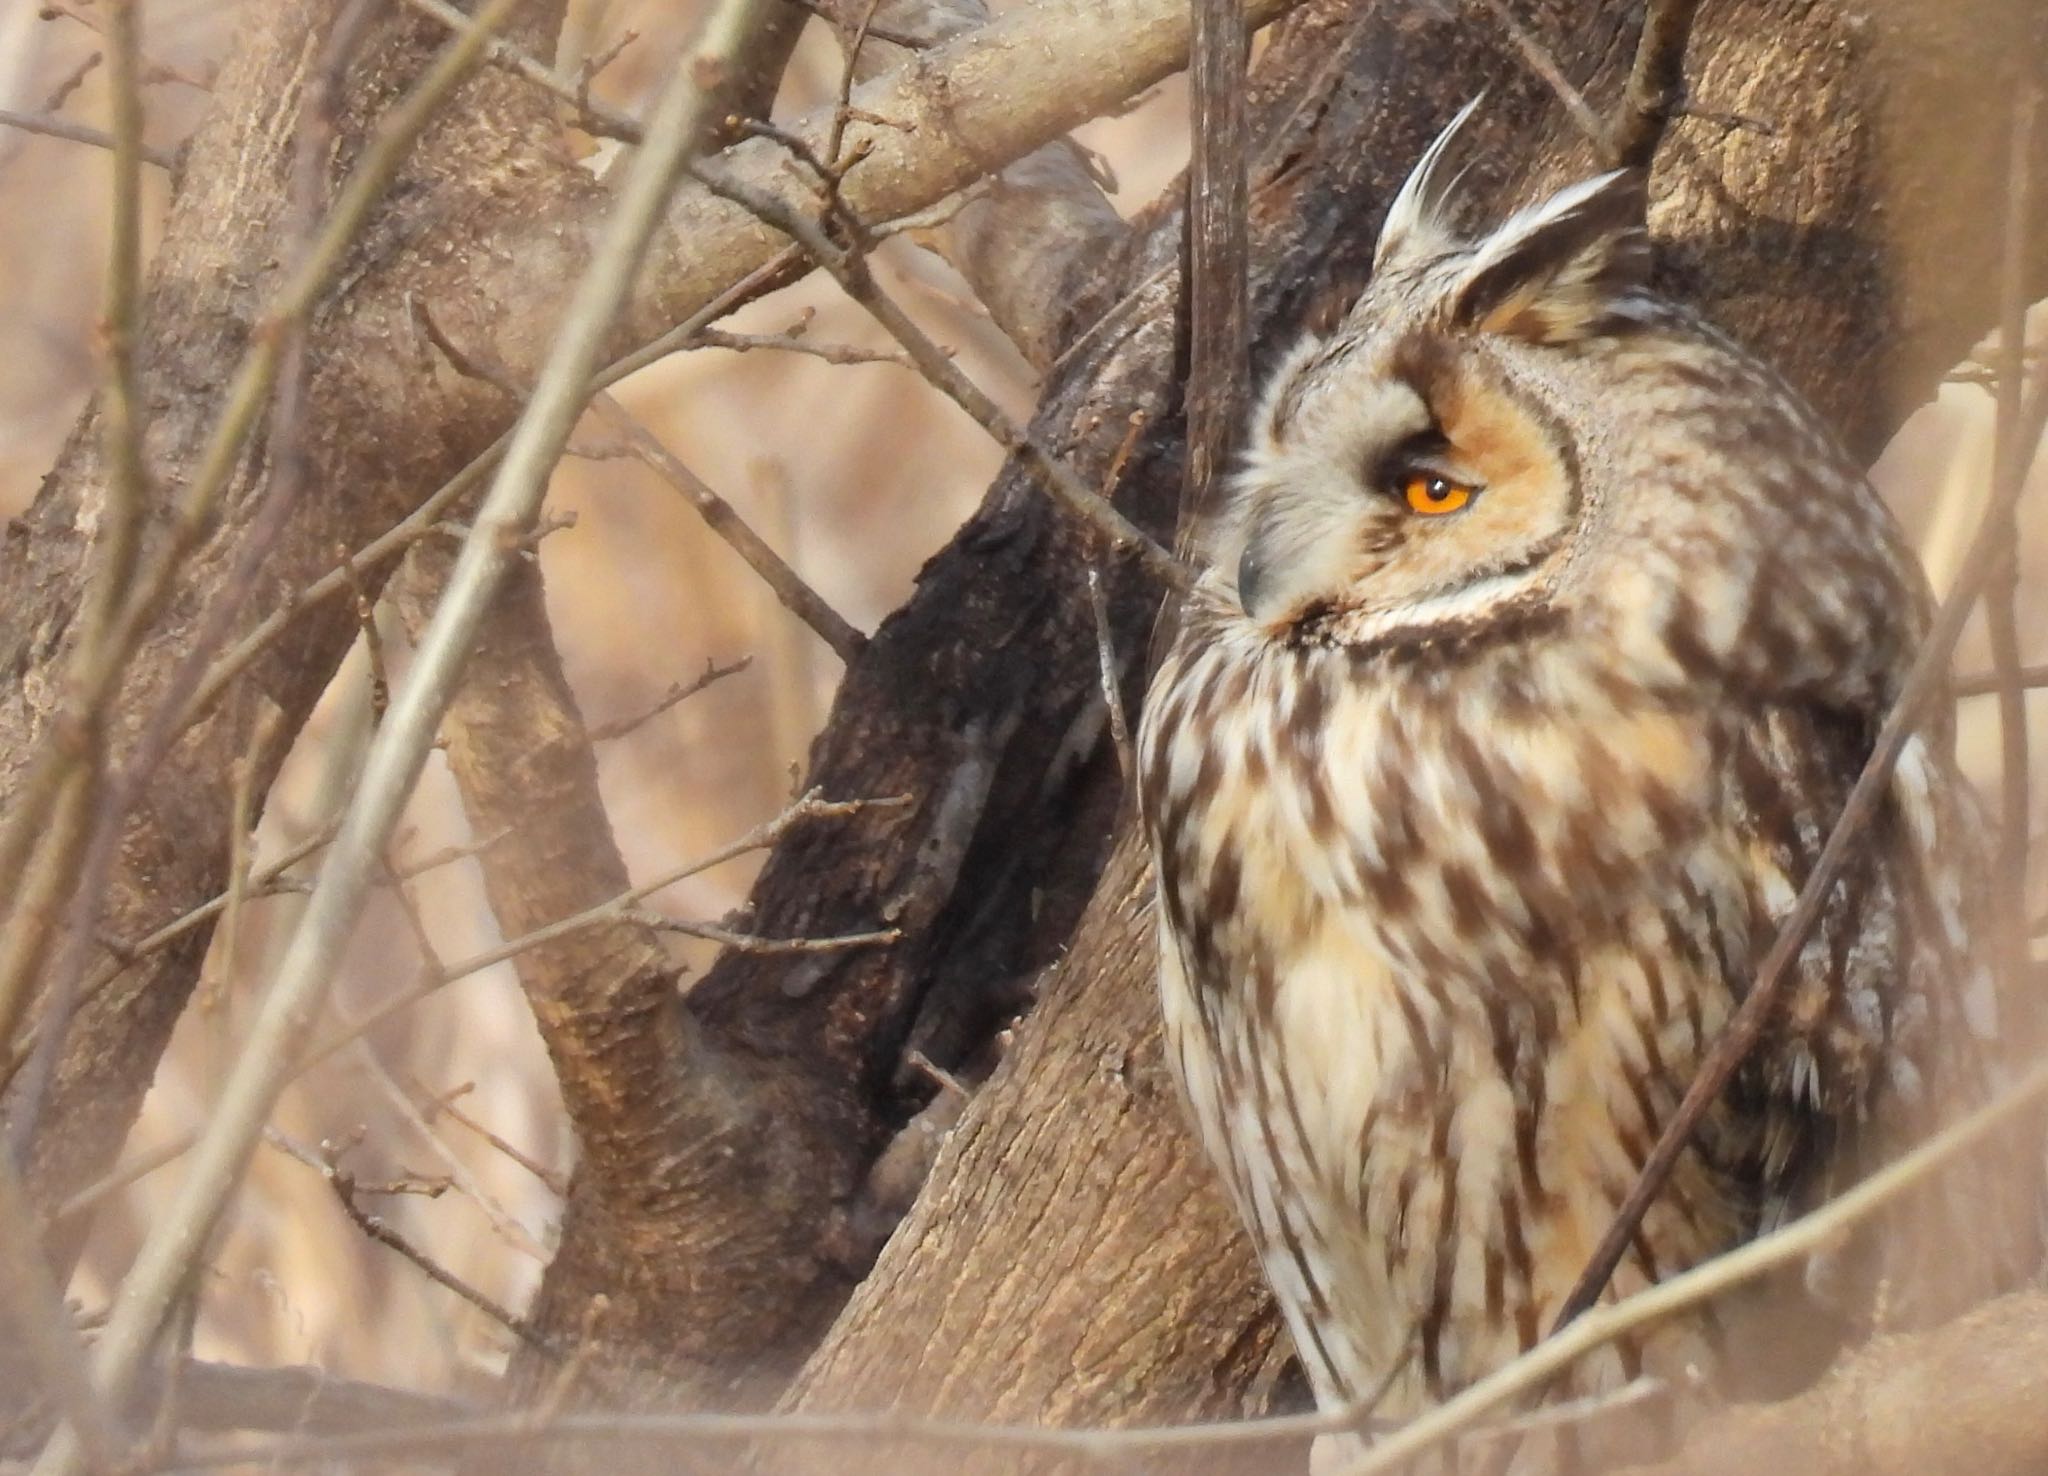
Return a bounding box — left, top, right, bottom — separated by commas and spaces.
1218, 104, 1683, 650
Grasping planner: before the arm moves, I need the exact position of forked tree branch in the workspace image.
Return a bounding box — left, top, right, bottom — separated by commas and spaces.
30, 7, 781, 1470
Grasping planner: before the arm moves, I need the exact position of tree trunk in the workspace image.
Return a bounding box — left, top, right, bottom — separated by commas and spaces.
757, 0, 2048, 1458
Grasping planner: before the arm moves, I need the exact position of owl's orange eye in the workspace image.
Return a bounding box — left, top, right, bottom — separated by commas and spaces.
1401, 473, 1475, 516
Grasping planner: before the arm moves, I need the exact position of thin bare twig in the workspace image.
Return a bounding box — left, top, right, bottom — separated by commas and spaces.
587, 656, 752, 742
198, 702, 283, 1008
0, 820, 332, 1096
396, 0, 645, 143
1555, 353, 2048, 1331
623, 905, 899, 955
50, 1133, 198, 1227
530, 1297, 611, 1425
408, 1077, 569, 1196
1086, 568, 1134, 779
97, 0, 147, 641
1474, 0, 1607, 154
592, 394, 868, 662
690, 160, 1189, 590
781, 0, 929, 50
40, 1, 210, 89
1955, 663, 2048, 699
689, 320, 915, 368
265, 1132, 539, 1347
339, 546, 393, 723
391, 826, 512, 880
1178, 0, 1250, 556
41, 50, 104, 112
1986, 86, 2038, 953
294, 789, 903, 1077
352, 1039, 549, 1259
0, 105, 174, 167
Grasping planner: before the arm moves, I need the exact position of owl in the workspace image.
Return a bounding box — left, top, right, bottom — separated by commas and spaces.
1136, 104, 2012, 1447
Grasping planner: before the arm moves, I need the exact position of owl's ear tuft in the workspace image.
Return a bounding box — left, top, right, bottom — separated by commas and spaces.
1449, 169, 1650, 344
1374, 96, 1486, 272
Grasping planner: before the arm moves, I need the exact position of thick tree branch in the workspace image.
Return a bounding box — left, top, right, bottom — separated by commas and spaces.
0, 0, 1312, 1279
770, 0, 2048, 1451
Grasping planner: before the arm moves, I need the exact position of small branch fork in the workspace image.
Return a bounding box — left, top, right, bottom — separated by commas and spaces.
412, 286, 869, 665
297, 787, 904, 1077
396, 0, 645, 143
1477, 0, 1702, 170
689, 141, 1190, 592
265, 1130, 540, 1352
589, 394, 869, 663
587, 656, 754, 742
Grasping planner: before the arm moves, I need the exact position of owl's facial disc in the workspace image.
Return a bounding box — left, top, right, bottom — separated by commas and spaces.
1232, 344, 1577, 642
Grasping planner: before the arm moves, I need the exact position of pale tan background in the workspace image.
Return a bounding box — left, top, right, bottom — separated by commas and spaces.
0, 0, 2039, 1400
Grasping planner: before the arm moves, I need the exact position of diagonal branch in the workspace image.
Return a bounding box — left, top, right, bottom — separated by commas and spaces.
691, 161, 1190, 589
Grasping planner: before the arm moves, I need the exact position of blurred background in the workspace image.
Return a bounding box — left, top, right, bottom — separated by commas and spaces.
0, 0, 2040, 1407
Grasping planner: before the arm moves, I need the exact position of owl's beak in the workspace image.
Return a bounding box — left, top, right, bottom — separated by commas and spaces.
1236, 537, 1273, 621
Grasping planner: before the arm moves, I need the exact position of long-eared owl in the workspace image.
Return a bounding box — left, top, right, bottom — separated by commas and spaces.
1136, 103, 2010, 1438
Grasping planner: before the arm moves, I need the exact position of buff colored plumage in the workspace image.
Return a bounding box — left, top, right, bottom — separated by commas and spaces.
1137, 104, 2010, 1448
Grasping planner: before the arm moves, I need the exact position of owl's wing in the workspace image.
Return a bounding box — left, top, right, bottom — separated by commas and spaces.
1726, 701, 2028, 1321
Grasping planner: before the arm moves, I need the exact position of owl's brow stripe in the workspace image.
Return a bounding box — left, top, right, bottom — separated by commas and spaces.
1385, 330, 1456, 408
1553, 358, 2048, 1334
